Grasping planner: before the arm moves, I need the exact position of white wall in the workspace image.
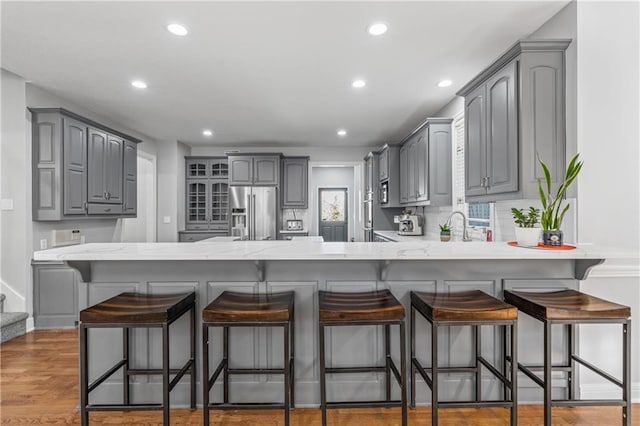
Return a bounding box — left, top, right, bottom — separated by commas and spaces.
1, 69, 29, 313
309, 166, 355, 241
574, 0, 640, 401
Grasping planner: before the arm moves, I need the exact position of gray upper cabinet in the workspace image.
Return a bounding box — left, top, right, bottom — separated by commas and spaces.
228, 154, 280, 186
378, 144, 402, 208
378, 148, 389, 182
185, 157, 229, 233
457, 39, 570, 202
123, 140, 137, 215
399, 118, 453, 207
364, 153, 374, 196
281, 157, 309, 208
186, 157, 228, 179
30, 108, 140, 221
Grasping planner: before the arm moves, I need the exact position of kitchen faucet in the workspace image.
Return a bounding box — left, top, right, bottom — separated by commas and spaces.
447, 210, 472, 242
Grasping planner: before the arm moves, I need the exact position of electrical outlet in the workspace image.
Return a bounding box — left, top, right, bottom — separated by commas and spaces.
40, 239, 47, 250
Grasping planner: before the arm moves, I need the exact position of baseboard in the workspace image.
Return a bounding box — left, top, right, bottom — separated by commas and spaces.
26, 317, 34, 332
580, 383, 640, 403
0, 279, 27, 313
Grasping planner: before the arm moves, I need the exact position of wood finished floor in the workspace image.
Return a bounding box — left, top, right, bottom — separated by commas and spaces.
0, 330, 636, 425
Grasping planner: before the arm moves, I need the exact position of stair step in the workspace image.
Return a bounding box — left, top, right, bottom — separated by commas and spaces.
1, 312, 29, 343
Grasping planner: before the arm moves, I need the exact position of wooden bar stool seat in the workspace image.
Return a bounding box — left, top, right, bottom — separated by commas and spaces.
504, 289, 631, 425
318, 289, 407, 426
79, 292, 197, 426
411, 290, 518, 426
202, 291, 295, 426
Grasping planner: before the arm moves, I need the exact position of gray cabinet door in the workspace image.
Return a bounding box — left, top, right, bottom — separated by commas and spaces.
229, 156, 253, 185
123, 140, 137, 215
210, 181, 229, 225
210, 158, 229, 179
486, 61, 518, 195
399, 144, 408, 204
104, 134, 123, 204
415, 132, 428, 202
379, 148, 389, 181
87, 127, 107, 203
186, 179, 209, 229
428, 124, 453, 206
33, 263, 78, 329
407, 138, 418, 203
364, 155, 373, 195
186, 158, 208, 179
281, 157, 309, 208
465, 84, 487, 197
62, 117, 88, 215
253, 156, 279, 185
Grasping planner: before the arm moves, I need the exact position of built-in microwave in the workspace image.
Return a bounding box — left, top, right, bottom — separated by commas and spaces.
379, 181, 389, 204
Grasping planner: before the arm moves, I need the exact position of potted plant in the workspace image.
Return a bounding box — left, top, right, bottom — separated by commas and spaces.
538, 153, 583, 246
439, 224, 451, 242
511, 207, 540, 247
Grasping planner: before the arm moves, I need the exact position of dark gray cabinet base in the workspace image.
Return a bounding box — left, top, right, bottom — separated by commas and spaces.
32, 261, 79, 328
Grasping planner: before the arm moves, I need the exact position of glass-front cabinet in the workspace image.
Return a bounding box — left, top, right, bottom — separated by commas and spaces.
185, 157, 229, 234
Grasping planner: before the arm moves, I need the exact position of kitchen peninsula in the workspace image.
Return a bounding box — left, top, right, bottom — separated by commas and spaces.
33, 240, 625, 406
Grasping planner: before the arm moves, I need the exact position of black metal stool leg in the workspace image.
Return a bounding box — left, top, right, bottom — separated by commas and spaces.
399, 321, 407, 426
431, 320, 438, 426
543, 320, 552, 426
283, 323, 290, 426
290, 307, 295, 409
475, 325, 482, 402
80, 323, 89, 426
319, 323, 327, 426
190, 307, 196, 410
410, 305, 416, 409
568, 323, 575, 401
123, 327, 130, 405
223, 326, 229, 404
162, 323, 170, 426
503, 323, 509, 401
623, 320, 631, 426
385, 324, 391, 402
202, 324, 210, 426
510, 322, 518, 426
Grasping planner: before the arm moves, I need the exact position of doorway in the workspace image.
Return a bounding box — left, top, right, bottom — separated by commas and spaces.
121, 152, 157, 242
318, 188, 348, 242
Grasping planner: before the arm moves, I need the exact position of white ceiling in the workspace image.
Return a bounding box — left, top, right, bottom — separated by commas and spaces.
1, 1, 569, 147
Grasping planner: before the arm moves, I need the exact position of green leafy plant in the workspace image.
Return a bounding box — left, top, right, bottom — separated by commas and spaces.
537, 153, 583, 231
439, 223, 450, 233
511, 207, 539, 228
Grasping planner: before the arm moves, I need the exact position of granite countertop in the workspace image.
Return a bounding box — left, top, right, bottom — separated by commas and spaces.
32, 240, 636, 262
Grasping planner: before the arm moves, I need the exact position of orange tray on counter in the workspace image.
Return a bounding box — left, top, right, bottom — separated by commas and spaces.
507, 241, 577, 250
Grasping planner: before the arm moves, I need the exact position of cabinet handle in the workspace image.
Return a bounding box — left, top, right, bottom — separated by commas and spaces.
107, 191, 111, 200
83, 202, 88, 212
485, 177, 490, 187
104, 208, 111, 212
123, 203, 126, 211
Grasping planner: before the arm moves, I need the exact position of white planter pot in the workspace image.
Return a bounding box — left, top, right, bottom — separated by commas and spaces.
514, 227, 540, 247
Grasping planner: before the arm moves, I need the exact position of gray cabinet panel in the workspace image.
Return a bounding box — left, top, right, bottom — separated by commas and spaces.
399, 144, 408, 204
104, 135, 123, 204
407, 137, 417, 203
87, 203, 123, 215
32, 262, 78, 328
123, 140, 137, 214
184, 157, 229, 232
415, 133, 428, 202
486, 61, 518, 195
229, 156, 253, 185
281, 157, 309, 208
429, 125, 452, 206
63, 117, 88, 215
87, 127, 107, 203
186, 158, 208, 179
378, 147, 389, 181
253, 156, 279, 185
465, 85, 487, 197
186, 179, 209, 228
364, 154, 373, 195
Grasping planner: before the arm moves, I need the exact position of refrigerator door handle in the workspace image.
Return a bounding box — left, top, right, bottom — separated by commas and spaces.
252, 194, 257, 241
247, 193, 252, 240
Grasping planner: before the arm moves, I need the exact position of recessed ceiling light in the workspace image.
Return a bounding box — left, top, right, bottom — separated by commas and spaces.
367, 22, 388, 36
337, 129, 347, 137
131, 80, 147, 89
437, 79, 452, 88
167, 23, 188, 36
352, 79, 366, 88
202, 129, 213, 137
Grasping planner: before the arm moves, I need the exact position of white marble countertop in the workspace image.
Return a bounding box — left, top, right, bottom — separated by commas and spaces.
374, 230, 431, 242
279, 229, 309, 234
32, 240, 637, 262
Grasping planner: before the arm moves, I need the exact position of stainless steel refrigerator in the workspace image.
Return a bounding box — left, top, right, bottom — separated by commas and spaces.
229, 186, 277, 240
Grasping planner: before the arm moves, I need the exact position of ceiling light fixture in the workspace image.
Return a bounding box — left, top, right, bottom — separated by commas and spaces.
337, 129, 347, 137
352, 79, 366, 88
202, 129, 213, 137
131, 80, 148, 89
167, 23, 188, 36
437, 79, 452, 88
367, 22, 388, 36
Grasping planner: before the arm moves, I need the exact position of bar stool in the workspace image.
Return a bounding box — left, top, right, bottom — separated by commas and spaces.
318, 290, 407, 426
504, 289, 631, 426
79, 292, 196, 426
411, 290, 518, 425
202, 291, 295, 426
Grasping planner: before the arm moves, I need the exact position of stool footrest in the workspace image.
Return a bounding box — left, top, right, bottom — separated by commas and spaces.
326, 400, 403, 409
477, 356, 512, 389
127, 368, 187, 375
326, 366, 387, 374
209, 359, 227, 390
438, 401, 514, 408
88, 359, 127, 393
572, 354, 623, 388
208, 402, 286, 410
169, 359, 195, 391
86, 403, 163, 411
552, 399, 627, 407
517, 363, 545, 388
227, 368, 286, 374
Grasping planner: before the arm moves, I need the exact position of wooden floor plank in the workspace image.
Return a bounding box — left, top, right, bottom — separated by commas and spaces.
1, 330, 637, 425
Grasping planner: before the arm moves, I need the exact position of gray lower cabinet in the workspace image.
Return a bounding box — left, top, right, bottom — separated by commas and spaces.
457, 39, 571, 201
178, 231, 226, 242
281, 157, 309, 208
30, 108, 140, 220
228, 154, 280, 186
400, 118, 453, 207
32, 261, 79, 328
